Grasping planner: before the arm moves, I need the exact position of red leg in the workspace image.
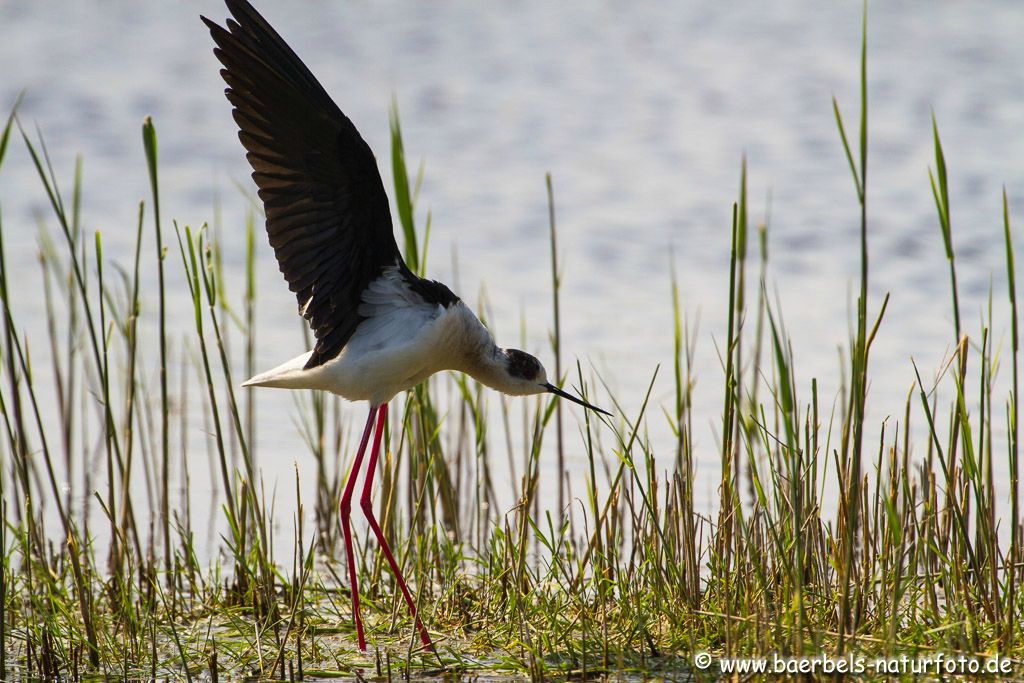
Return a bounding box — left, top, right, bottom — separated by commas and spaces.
340, 405, 377, 652
361, 403, 433, 648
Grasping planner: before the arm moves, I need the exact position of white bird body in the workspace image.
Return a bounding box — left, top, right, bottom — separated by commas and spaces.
243, 263, 533, 404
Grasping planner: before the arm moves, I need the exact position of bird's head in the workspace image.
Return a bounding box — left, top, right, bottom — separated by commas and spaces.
503, 349, 611, 416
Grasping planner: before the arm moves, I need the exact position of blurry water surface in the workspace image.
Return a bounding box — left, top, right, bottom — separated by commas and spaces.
2, 1, 1024, 549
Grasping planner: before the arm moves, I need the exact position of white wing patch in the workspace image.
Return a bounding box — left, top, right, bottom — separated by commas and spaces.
351, 266, 443, 352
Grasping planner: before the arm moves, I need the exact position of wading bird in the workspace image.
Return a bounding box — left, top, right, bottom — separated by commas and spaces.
203, 0, 609, 652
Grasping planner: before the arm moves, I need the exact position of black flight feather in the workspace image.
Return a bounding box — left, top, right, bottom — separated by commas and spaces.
202, 0, 457, 369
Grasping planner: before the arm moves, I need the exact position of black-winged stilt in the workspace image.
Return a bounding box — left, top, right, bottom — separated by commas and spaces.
203, 0, 610, 651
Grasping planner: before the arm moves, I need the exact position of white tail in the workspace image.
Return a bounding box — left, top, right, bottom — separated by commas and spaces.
242, 351, 315, 389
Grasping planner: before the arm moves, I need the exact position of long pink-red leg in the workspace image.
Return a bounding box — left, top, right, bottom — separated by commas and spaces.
361, 403, 432, 648
340, 405, 377, 652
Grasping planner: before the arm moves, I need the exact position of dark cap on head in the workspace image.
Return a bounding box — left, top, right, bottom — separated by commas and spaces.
505, 348, 542, 381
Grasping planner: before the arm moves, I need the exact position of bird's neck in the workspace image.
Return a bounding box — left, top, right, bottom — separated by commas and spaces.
463, 346, 520, 393
446, 305, 519, 394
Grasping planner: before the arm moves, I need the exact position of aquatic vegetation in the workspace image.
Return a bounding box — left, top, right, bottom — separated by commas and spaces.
0, 10, 1022, 680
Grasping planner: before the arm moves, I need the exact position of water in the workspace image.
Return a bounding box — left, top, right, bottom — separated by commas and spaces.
2, 1, 1024, 548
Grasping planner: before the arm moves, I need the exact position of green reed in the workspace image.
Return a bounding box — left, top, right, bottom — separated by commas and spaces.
0, 8, 1023, 678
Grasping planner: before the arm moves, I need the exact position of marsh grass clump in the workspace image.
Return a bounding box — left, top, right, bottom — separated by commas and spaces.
1, 14, 1023, 680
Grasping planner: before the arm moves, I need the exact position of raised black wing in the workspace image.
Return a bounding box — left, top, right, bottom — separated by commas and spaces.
203, 0, 403, 368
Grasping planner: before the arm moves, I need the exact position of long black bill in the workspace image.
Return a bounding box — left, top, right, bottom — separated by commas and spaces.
542, 383, 612, 417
